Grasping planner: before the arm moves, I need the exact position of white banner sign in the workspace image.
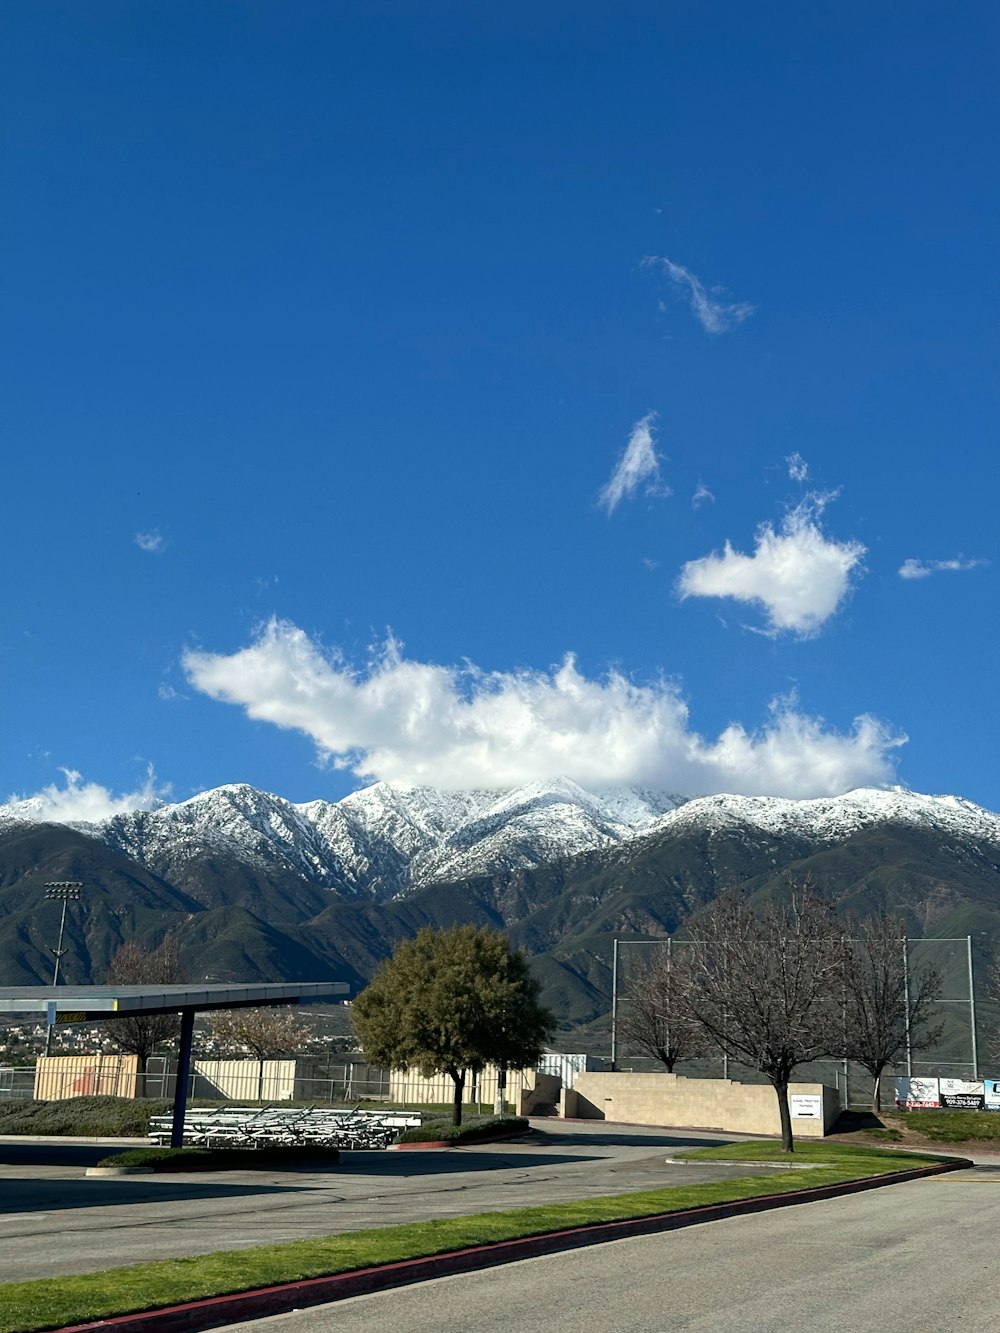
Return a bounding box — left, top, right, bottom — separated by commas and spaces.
790, 1094, 823, 1120
894, 1077, 940, 1109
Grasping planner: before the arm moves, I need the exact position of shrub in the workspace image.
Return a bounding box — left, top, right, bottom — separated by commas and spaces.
0, 1097, 171, 1137
397, 1115, 529, 1144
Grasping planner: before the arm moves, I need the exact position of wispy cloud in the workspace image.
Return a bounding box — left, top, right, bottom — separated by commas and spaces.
642, 256, 755, 334
898, 556, 987, 580
135, 530, 166, 553
786, 452, 809, 483
182, 619, 903, 798
3, 765, 169, 824
677, 495, 866, 636
599, 413, 668, 514
692, 480, 715, 509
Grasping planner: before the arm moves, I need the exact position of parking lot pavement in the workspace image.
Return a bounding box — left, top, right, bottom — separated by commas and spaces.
0, 1122, 767, 1282
215, 1169, 1000, 1333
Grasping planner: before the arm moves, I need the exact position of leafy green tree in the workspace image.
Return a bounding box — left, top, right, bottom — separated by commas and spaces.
352, 925, 555, 1125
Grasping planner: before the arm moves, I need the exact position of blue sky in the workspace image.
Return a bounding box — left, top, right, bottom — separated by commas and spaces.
2, 1, 997, 818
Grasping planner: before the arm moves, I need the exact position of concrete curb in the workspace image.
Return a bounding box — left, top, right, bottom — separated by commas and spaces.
52, 1158, 967, 1333
84, 1166, 154, 1177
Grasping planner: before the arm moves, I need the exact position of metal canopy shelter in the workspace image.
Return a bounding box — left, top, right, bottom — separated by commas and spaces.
0, 981, 350, 1147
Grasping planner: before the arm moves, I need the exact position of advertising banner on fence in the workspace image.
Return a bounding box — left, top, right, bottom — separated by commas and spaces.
984, 1079, 1000, 1111
894, 1077, 940, 1109
939, 1078, 984, 1110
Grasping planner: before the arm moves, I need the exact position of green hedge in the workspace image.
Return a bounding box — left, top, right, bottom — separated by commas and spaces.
0, 1096, 171, 1137
397, 1115, 529, 1144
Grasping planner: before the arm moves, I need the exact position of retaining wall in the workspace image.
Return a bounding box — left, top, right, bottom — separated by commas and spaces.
565, 1071, 839, 1137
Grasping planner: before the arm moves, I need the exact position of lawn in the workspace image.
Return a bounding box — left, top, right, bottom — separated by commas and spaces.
833, 1108, 1000, 1147
0, 1140, 952, 1333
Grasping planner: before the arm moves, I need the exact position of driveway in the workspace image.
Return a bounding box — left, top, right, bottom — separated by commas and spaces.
0, 1121, 767, 1281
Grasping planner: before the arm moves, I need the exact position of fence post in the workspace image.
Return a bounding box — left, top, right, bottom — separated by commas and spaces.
610, 938, 619, 1070
902, 936, 912, 1077
968, 935, 979, 1080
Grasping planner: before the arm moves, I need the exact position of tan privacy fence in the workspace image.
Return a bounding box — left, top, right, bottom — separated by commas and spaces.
34, 1054, 138, 1100
388, 1063, 560, 1114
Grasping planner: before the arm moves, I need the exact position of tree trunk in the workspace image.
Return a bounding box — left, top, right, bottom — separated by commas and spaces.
257, 1058, 265, 1104
872, 1067, 883, 1117
656, 1047, 676, 1073
774, 1079, 794, 1152
451, 1069, 466, 1126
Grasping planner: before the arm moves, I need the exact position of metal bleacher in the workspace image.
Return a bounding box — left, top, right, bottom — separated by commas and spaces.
148, 1104, 422, 1151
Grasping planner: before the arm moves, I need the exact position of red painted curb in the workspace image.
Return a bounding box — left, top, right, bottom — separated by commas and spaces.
52, 1159, 967, 1333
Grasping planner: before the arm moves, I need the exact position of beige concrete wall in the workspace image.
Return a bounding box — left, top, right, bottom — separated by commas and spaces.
34, 1054, 138, 1100
518, 1071, 561, 1116
568, 1070, 838, 1137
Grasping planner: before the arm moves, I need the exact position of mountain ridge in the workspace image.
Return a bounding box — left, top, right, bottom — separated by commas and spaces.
2, 779, 998, 1022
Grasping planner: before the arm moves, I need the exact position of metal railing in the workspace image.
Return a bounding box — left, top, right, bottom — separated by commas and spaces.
147, 1104, 421, 1150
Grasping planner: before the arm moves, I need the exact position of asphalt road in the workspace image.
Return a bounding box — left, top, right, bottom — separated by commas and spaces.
0, 1122, 768, 1282
218, 1163, 1000, 1333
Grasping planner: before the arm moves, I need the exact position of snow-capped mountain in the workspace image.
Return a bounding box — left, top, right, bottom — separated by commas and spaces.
0, 778, 679, 901
3, 778, 999, 1003
648, 787, 1000, 848
2, 778, 998, 905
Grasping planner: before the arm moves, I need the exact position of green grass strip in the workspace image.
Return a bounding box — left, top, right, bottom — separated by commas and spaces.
0, 1143, 948, 1333
884, 1109, 1000, 1142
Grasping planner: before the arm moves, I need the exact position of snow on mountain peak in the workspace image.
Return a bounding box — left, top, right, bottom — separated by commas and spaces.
2, 778, 997, 903
654, 785, 1000, 845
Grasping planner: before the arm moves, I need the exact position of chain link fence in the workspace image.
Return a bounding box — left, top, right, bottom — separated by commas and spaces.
611, 934, 990, 1109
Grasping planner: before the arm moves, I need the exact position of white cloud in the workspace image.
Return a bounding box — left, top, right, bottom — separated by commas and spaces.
599, 413, 667, 514
677, 496, 866, 636
786, 452, 809, 483
643, 256, 755, 334
692, 480, 715, 509
182, 619, 903, 798
135, 530, 166, 553
898, 556, 987, 580
4, 765, 169, 824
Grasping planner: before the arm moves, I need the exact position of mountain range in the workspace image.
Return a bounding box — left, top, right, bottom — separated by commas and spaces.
2, 779, 999, 1027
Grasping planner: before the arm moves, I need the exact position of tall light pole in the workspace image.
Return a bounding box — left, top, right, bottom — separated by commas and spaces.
43, 882, 83, 1056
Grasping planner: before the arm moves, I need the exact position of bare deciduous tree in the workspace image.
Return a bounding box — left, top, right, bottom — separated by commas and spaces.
619, 941, 705, 1072
210, 1006, 311, 1102
103, 936, 184, 1084
840, 914, 942, 1115
684, 884, 843, 1152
